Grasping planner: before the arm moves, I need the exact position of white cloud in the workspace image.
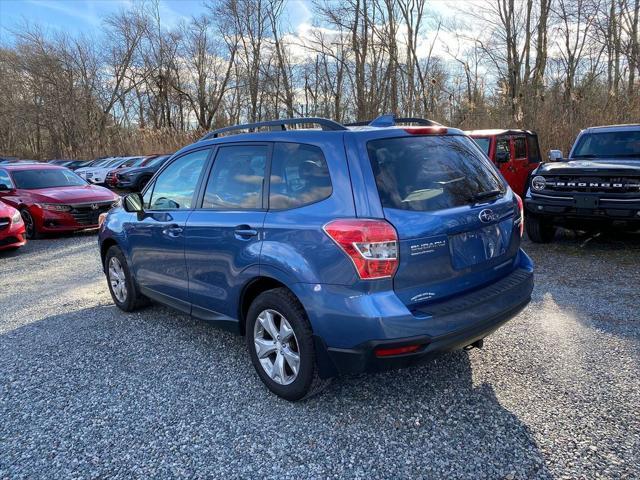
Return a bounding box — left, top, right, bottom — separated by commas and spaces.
26, 0, 102, 25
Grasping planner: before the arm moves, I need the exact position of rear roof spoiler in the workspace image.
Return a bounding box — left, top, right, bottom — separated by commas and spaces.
344, 115, 441, 128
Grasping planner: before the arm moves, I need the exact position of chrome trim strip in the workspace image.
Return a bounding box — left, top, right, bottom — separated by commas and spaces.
531, 193, 573, 200
600, 198, 640, 203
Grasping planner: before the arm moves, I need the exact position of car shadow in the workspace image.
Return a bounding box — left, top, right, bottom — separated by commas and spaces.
0, 230, 97, 260
1, 304, 550, 478
0, 246, 23, 259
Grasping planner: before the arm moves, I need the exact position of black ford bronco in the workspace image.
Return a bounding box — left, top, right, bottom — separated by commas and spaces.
525, 124, 640, 243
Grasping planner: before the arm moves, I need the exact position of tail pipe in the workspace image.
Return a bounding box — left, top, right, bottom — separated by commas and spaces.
464, 338, 484, 351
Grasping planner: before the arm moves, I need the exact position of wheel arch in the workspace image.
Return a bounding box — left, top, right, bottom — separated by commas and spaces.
100, 237, 119, 270
238, 276, 307, 336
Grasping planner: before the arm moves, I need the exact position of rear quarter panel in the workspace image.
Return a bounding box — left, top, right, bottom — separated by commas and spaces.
260, 134, 359, 285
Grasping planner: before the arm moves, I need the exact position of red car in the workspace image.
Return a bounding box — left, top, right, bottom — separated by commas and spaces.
0, 201, 26, 250
0, 164, 119, 238
466, 129, 541, 196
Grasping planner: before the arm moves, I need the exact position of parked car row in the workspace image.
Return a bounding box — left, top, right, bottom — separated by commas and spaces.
105, 154, 172, 191
47, 159, 88, 170
0, 153, 173, 248
465, 124, 640, 243
0, 163, 119, 240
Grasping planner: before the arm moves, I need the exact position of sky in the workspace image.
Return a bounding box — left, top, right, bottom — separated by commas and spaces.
0, 0, 314, 39
0, 0, 479, 67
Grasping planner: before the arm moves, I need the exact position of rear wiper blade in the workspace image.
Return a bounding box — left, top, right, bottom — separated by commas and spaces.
470, 189, 502, 202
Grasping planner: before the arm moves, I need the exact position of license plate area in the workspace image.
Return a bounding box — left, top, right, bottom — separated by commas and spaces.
574, 195, 598, 209
449, 219, 512, 270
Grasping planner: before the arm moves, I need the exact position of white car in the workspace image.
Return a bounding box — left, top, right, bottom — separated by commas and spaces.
76, 157, 115, 181
76, 157, 129, 185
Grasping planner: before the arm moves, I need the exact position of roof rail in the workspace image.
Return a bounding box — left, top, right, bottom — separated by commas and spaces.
344, 114, 441, 128
199, 117, 347, 141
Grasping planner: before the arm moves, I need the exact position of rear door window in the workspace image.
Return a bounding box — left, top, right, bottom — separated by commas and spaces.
269, 143, 332, 209
514, 137, 527, 159
495, 137, 511, 163
367, 135, 504, 212
527, 135, 541, 163
201, 145, 267, 210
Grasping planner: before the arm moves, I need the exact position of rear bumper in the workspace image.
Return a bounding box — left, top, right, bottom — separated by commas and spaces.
316, 299, 528, 376
525, 194, 640, 226
296, 250, 534, 378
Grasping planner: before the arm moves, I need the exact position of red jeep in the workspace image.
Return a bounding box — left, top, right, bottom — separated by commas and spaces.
466, 129, 541, 196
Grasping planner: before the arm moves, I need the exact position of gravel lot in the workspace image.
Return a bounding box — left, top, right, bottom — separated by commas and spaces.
1, 230, 638, 479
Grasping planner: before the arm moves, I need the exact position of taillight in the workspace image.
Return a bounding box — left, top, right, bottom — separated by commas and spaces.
403, 126, 448, 135
323, 218, 399, 280
514, 193, 524, 237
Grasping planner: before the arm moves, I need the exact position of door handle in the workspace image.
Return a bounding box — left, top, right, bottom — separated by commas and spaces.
163, 224, 183, 238
234, 225, 258, 238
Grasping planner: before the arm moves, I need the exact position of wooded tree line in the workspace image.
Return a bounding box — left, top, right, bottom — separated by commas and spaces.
0, 0, 638, 159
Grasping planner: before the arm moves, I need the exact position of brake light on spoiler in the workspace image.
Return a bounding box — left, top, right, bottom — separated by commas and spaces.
403, 126, 448, 135
323, 219, 399, 280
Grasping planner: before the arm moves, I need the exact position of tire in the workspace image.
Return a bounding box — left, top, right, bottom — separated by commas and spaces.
246, 288, 330, 401
526, 214, 556, 243
104, 245, 147, 312
20, 208, 40, 239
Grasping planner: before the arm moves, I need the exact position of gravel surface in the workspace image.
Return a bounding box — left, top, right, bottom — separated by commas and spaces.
1, 230, 638, 479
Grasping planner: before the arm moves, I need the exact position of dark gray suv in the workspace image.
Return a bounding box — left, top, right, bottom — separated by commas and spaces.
106, 154, 171, 191
525, 124, 640, 242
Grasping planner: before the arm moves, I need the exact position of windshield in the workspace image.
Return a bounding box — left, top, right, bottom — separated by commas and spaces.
90, 158, 114, 168
103, 158, 125, 168
367, 135, 504, 212
573, 130, 640, 159
472, 137, 491, 156
146, 155, 170, 167
12, 169, 87, 189
120, 157, 144, 168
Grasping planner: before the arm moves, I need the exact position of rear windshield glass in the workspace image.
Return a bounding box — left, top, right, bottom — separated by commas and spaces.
12, 169, 87, 189
573, 130, 640, 158
367, 135, 504, 212
472, 137, 490, 156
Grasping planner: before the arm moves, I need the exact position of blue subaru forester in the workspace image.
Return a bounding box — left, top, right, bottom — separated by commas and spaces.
99, 115, 534, 401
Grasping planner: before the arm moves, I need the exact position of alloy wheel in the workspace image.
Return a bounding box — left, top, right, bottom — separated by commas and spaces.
253, 309, 301, 385
108, 256, 128, 303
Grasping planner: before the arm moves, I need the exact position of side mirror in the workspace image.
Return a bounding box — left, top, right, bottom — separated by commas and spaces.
496, 151, 510, 163
124, 192, 144, 213
548, 150, 563, 162
0, 183, 12, 192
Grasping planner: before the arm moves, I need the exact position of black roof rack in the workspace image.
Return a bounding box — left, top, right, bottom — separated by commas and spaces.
199, 117, 347, 141
345, 114, 441, 127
